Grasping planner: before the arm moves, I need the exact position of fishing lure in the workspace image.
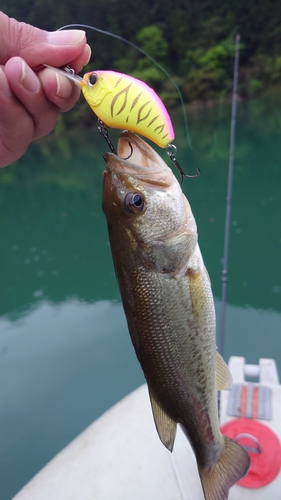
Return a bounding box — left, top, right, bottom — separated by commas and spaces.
45, 64, 199, 184
82, 70, 175, 149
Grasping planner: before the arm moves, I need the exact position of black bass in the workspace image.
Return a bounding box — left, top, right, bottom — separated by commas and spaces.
102, 131, 250, 500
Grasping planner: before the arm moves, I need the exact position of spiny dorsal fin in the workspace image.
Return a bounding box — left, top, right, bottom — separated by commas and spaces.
216, 351, 233, 390
147, 385, 177, 452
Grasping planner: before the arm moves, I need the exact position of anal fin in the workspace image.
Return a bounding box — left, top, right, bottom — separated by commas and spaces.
147, 385, 177, 452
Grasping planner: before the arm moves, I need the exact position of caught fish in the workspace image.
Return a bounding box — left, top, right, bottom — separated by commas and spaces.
102, 130, 250, 500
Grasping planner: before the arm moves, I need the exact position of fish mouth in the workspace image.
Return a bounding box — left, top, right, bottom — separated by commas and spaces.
104, 131, 174, 187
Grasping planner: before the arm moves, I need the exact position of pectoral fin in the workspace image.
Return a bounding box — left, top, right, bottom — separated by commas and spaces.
147, 385, 177, 452
216, 351, 233, 390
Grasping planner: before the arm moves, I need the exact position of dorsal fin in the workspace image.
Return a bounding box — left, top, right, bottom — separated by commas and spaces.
147, 384, 177, 452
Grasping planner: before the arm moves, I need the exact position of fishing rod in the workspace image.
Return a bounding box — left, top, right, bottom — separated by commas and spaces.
218, 34, 240, 356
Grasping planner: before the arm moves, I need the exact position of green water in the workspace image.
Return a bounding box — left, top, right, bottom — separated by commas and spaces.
1, 96, 281, 499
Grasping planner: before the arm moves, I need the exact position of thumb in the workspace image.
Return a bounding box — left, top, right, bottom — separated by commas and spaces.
0, 11, 87, 68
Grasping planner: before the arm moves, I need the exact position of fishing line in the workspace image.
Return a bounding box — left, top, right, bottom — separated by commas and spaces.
57, 23, 192, 150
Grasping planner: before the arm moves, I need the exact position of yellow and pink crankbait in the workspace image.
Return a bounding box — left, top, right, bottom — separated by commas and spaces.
44, 65, 198, 182
81, 70, 175, 148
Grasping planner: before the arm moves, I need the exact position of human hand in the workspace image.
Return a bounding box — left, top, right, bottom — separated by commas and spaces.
0, 11, 91, 167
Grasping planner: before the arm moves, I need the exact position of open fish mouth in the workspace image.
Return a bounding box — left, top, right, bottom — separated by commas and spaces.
103, 131, 174, 186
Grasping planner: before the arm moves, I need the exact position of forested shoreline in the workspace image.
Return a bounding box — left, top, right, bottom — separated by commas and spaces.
2, 0, 281, 128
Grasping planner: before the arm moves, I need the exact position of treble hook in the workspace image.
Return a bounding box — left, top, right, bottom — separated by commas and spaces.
166, 144, 200, 186
97, 120, 133, 160
97, 119, 117, 154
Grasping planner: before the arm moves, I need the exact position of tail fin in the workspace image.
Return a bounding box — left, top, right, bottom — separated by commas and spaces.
198, 436, 250, 500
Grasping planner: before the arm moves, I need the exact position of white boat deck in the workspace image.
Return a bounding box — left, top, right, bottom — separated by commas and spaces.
13, 357, 281, 500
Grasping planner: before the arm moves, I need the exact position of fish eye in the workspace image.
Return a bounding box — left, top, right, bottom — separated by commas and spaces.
89, 73, 98, 86
125, 192, 145, 213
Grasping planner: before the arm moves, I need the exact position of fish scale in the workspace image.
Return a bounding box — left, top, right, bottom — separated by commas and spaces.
119, 268, 220, 471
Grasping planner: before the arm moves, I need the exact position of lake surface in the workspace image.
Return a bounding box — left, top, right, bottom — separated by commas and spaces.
1, 95, 281, 499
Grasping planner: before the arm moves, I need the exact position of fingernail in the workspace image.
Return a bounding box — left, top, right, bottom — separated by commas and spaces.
84, 44, 92, 65
0, 68, 12, 97
48, 30, 86, 46
20, 61, 40, 93
55, 72, 73, 98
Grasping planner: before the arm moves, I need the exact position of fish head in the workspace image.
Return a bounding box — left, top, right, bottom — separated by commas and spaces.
81, 71, 113, 108
103, 131, 197, 275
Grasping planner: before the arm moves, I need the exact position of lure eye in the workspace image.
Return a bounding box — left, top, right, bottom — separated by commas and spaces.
125, 192, 145, 213
89, 73, 98, 86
